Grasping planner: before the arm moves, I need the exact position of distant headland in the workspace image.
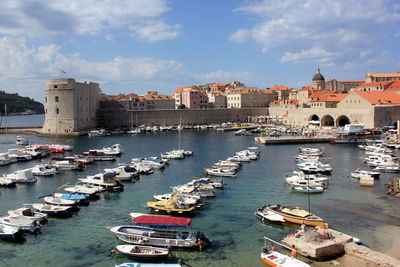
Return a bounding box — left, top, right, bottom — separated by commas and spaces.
0, 90, 44, 115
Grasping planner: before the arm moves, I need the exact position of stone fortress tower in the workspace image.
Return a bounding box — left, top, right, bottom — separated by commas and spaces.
42, 78, 100, 135
312, 66, 325, 90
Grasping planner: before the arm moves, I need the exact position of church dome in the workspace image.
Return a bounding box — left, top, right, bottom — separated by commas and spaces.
312, 67, 325, 81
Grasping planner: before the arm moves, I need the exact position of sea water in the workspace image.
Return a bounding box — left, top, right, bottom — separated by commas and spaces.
0, 126, 399, 267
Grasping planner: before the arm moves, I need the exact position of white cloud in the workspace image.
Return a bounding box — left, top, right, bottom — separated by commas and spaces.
0, 37, 185, 100
193, 71, 255, 84
0, 0, 179, 42
231, 0, 400, 65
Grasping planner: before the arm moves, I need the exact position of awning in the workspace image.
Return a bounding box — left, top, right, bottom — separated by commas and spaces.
133, 215, 192, 227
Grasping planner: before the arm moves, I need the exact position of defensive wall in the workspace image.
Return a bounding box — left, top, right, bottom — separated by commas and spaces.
97, 107, 269, 128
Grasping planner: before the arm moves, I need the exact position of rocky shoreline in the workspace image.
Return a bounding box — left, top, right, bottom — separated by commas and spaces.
386, 178, 400, 198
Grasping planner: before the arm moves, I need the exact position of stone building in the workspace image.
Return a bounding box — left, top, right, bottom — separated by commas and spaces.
324, 79, 364, 93
266, 86, 292, 100
42, 78, 100, 135
143, 91, 175, 110
365, 72, 400, 83
227, 87, 277, 108
207, 90, 227, 108
181, 87, 209, 109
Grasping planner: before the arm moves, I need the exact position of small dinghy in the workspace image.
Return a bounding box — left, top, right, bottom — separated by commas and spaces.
113, 245, 169, 261
53, 192, 90, 206
31, 203, 72, 218
8, 207, 47, 224
42, 196, 79, 211
261, 248, 310, 267
0, 223, 23, 241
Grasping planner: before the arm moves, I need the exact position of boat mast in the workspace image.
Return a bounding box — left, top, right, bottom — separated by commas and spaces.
178, 114, 182, 150
4, 104, 7, 151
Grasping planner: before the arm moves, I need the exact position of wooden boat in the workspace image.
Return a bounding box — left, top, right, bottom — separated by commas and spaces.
146, 199, 196, 216
261, 248, 310, 267
109, 225, 209, 248
31, 203, 72, 218
114, 245, 169, 261
263, 205, 328, 228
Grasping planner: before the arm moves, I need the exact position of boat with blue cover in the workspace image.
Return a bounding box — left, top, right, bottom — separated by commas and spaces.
53, 192, 90, 205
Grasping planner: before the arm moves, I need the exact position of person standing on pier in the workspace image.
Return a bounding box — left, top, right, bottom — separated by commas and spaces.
291, 244, 297, 259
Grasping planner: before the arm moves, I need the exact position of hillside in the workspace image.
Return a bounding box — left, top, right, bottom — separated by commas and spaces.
0, 91, 44, 115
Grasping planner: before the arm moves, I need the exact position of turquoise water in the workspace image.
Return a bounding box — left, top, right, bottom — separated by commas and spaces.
0, 129, 399, 267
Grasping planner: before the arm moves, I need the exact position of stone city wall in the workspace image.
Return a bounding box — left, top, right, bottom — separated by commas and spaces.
97, 108, 269, 128
373, 105, 400, 128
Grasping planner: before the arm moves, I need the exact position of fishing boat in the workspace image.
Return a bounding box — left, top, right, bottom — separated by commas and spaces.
79, 172, 124, 191
292, 186, 324, 193
261, 247, 310, 267
113, 245, 169, 261
262, 205, 328, 228
8, 207, 48, 224
129, 213, 192, 228
0, 223, 23, 241
4, 169, 37, 183
146, 198, 196, 216
255, 209, 285, 224
109, 225, 209, 248
31, 203, 72, 218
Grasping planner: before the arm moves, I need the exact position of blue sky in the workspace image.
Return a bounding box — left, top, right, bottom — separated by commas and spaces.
0, 0, 400, 102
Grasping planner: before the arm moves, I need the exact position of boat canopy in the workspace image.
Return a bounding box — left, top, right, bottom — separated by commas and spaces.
133, 215, 192, 227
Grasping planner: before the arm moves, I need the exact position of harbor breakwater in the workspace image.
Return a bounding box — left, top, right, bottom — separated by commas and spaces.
97, 107, 269, 128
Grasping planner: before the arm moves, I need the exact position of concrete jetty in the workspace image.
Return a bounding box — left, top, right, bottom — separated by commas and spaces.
281, 228, 353, 260
255, 135, 330, 145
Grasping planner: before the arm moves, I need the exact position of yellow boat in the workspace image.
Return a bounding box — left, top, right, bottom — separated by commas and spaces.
146, 198, 196, 216
263, 205, 328, 229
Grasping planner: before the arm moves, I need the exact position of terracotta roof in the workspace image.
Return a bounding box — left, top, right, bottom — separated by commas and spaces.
356, 81, 393, 88
266, 86, 292, 92
354, 91, 400, 105
368, 72, 400, 78
175, 88, 183, 94
272, 99, 299, 105
309, 91, 336, 99
310, 93, 348, 102
299, 86, 319, 92
211, 83, 228, 87
386, 80, 400, 91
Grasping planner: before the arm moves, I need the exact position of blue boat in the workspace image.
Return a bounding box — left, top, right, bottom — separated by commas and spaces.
53, 192, 90, 206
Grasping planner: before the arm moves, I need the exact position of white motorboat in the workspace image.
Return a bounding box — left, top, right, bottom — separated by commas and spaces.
109, 225, 209, 248
127, 128, 141, 134
8, 207, 47, 224
191, 178, 225, 189
255, 209, 285, 223
93, 144, 124, 156
0, 215, 40, 233
153, 193, 200, 206
0, 223, 23, 241
79, 172, 124, 191
175, 149, 193, 156
214, 160, 241, 169
235, 150, 259, 160
351, 169, 380, 179
0, 177, 16, 187
204, 168, 236, 177
4, 169, 37, 183
286, 171, 329, 184
49, 144, 73, 151
30, 165, 58, 176
7, 149, 32, 161
104, 165, 137, 181
0, 153, 11, 166
288, 180, 325, 188
141, 157, 166, 169
48, 160, 82, 171
16, 136, 29, 145
63, 183, 103, 198
299, 147, 324, 156
226, 155, 251, 162
297, 162, 332, 174
374, 164, 400, 172
43, 196, 77, 207
161, 151, 184, 159
292, 186, 324, 193
88, 129, 106, 137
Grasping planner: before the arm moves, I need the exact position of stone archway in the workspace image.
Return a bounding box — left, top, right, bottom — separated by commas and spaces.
336, 115, 350, 127
321, 115, 334, 127
309, 114, 320, 121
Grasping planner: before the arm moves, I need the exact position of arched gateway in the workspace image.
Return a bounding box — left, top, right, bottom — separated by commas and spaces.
336, 115, 350, 127
321, 115, 334, 126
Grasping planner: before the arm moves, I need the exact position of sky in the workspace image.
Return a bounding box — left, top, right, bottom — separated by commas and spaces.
0, 0, 400, 102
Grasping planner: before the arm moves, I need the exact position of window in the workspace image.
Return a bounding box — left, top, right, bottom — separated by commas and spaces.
45, 97, 47, 103
55, 96, 59, 102
56, 108, 59, 114
54, 85, 58, 89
